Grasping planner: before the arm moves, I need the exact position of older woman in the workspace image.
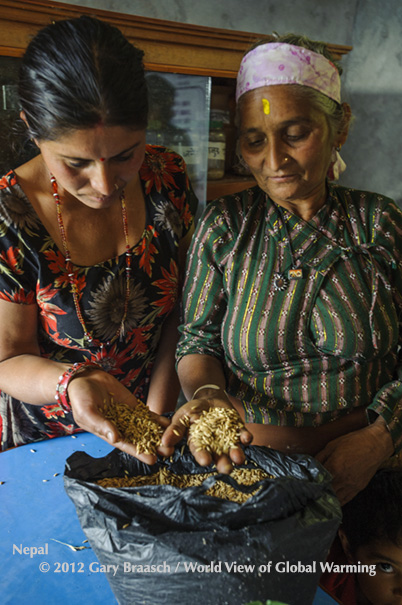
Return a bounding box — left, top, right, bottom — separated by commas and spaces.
0, 16, 196, 460
163, 34, 402, 504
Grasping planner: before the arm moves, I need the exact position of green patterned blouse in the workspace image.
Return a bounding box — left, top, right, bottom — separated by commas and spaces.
177, 183, 402, 452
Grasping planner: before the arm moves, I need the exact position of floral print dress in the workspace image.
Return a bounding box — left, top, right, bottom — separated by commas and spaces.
0, 145, 197, 449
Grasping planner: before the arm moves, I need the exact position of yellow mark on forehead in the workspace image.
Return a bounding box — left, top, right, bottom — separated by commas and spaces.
262, 98, 270, 114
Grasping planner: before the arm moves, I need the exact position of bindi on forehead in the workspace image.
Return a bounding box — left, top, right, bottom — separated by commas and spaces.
262, 98, 270, 115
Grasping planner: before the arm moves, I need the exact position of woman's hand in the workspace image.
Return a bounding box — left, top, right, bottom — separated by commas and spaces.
68, 369, 174, 464
315, 416, 394, 505
161, 391, 253, 474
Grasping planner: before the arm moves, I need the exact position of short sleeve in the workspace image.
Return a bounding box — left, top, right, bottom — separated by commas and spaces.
140, 146, 198, 242
0, 172, 40, 304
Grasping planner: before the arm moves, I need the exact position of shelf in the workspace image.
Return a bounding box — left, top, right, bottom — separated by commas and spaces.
0, 1, 352, 76
207, 175, 256, 201
0, 0, 352, 207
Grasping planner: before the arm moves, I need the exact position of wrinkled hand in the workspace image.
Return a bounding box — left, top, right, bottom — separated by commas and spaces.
68, 369, 173, 464
161, 395, 253, 474
315, 417, 394, 505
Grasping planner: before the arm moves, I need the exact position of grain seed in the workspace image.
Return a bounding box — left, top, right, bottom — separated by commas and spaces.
179, 415, 191, 427
103, 398, 163, 455
97, 466, 273, 504
188, 407, 244, 456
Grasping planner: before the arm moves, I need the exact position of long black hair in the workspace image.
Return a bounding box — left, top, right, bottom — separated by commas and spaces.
18, 15, 148, 141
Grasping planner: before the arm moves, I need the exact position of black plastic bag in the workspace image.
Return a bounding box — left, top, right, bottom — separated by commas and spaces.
64, 445, 341, 605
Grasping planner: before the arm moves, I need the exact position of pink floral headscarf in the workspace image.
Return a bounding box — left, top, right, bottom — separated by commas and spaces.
236, 42, 346, 180
236, 42, 341, 103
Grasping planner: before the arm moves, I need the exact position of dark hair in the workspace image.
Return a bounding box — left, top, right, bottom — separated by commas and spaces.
237, 32, 348, 141
341, 469, 402, 552
18, 15, 148, 141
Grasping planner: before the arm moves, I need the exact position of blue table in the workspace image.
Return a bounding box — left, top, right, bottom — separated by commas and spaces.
1, 434, 337, 605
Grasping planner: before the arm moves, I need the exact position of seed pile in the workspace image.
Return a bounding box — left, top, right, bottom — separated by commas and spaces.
97, 466, 272, 503
188, 407, 244, 455
103, 399, 163, 455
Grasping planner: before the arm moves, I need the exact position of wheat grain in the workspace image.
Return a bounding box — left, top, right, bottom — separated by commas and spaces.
103, 399, 163, 455
188, 407, 244, 456
97, 466, 272, 503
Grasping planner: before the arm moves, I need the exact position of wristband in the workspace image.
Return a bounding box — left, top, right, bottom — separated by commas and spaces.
55, 360, 103, 412
192, 384, 222, 400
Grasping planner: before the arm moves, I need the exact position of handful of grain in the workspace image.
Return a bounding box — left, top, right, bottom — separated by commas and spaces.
103, 399, 163, 455
188, 407, 243, 456
97, 466, 272, 504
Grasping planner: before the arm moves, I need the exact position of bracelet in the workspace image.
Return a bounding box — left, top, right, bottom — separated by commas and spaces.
55, 360, 103, 412
192, 384, 222, 400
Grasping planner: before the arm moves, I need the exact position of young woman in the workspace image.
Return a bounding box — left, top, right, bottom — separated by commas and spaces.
0, 16, 197, 461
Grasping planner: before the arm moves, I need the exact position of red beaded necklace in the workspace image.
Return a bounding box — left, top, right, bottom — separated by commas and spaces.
50, 175, 132, 349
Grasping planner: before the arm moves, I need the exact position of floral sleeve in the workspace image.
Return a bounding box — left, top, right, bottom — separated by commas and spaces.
0, 171, 39, 304
140, 146, 197, 242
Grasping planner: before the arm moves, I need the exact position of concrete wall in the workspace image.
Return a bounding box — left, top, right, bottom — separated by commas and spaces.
340, 0, 402, 204
63, 0, 357, 45
52, 0, 402, 205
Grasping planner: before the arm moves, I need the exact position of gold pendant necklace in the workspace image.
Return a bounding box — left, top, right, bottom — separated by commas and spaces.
50, 175, 132, 349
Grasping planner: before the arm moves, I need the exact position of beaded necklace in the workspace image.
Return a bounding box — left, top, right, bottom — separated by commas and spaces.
50, 175, 132, 349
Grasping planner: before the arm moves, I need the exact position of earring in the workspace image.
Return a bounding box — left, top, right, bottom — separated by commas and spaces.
328, 146, 346, 181
283, 156, 290, 163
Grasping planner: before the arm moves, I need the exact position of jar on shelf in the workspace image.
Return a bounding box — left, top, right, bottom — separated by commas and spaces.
207, 120, 226, 180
